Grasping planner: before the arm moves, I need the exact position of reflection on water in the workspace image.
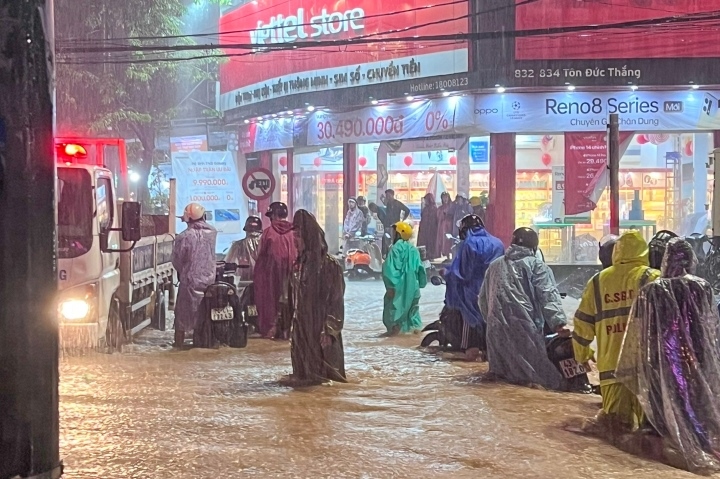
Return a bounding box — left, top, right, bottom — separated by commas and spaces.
60, 282, 701, 478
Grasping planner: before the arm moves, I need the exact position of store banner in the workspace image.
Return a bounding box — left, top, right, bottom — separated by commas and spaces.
472, 90, 720, 133
239, 89, 720, 151
219, 0, 468, 110
171, 151, 248, 253
564, 131, 633, 215
305, 96, 473, 146
240, 117, 294, 153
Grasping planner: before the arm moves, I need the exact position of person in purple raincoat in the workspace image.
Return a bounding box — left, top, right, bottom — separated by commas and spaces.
171, 203, 217, 348
254, 202, 297, 339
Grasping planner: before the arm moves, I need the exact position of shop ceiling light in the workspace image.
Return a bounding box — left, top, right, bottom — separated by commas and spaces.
496, 86, 506, 93
691, 84, 700, 89
567, 85, 576, 91
272, 113, 278, 118
406, 95, 414, 101
630, 85, 638, 91
244, 119, 250, 124
256, 116, 263, 120
307, 105, 315, 112
371, 99, 379, 105
442, 91, 451, 97
286, 110, 293, 115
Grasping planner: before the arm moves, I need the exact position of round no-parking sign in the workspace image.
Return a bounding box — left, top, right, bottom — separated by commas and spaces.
242, 168, 275, 201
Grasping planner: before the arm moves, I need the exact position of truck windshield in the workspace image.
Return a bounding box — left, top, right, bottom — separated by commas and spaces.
58, 168, 93, 259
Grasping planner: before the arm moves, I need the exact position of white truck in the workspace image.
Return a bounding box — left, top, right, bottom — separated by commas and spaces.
55, 137, 174, 350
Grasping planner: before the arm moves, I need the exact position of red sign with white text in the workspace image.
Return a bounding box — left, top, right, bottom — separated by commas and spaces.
218, 0, 468, 110
516, 0, 720, 60
564, 131, 634, 215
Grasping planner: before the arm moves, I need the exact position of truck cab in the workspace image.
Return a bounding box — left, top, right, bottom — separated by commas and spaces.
55, 138, 174, 350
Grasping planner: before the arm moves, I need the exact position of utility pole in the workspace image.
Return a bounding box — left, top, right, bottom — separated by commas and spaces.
608, 114, 620, 235
0, 0, 61, 477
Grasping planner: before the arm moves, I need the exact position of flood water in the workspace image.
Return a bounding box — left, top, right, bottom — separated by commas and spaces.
60, 281, 704, 478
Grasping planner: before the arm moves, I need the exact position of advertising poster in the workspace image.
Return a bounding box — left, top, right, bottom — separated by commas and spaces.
218, 0, 468, 111
476, 0, 720, 88
564, 131, 634, 215
172, 151, 248, 253
238, 89, 720, 149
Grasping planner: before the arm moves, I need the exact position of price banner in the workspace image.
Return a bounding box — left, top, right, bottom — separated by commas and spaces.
306, 97, 473, 146
172, 151, 248, 253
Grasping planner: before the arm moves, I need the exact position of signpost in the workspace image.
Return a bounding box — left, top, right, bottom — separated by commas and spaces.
242, 168, 276, 201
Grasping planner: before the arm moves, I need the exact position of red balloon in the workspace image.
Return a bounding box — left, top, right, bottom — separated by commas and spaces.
449, 156, 457, 165
358, 156, 367, 167
278, 156, 287, 167
313, 157, 322, 167
685, 142, 694, 157
404, 155, 413, 167
541, 153, 552, 166
636, 134, 649, 145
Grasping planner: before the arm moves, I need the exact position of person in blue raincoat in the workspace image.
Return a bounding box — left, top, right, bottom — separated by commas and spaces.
382, 222, 427, 335
171, 203, 217, 348
479, 227, 570, 390
444, 214, 504, 360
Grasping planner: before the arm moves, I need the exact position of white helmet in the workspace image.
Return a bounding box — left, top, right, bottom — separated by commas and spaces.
181, 203, 206, 222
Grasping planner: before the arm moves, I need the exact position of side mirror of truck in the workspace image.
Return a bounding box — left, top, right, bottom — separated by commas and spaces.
100, 201, 141, 253
121, 202, 142, 242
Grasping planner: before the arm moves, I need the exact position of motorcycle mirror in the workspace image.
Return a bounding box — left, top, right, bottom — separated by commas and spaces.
445, 233, 453, 239
430, 275, 444, 286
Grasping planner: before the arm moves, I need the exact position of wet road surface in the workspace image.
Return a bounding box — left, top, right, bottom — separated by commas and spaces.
60, 281, 704, 478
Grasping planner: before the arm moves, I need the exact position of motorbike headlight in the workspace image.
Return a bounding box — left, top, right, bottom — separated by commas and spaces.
59, 299, 91, 321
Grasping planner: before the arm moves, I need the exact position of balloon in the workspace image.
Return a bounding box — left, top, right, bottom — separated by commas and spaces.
278, 156, 287, 167
358, 156, 367, 167
313, 157, 322, 167
541, 153, 552, 166
404, 155, 413, 167
449, 156, 457, 165
685, 141, 694, 157
636, 134, 649, 145
649, 134, 670, 145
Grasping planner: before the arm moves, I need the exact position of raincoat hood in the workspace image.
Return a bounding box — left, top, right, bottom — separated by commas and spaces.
612, 230, 649, 266
505, 244, 534, 261
271, 219, 294, 235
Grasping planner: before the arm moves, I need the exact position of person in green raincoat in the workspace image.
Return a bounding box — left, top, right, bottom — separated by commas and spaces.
382, 222, 427, 335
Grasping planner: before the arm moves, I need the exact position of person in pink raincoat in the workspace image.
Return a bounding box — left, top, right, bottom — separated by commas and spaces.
254, 202, 297, 339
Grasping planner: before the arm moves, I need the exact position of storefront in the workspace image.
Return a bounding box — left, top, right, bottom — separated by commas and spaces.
237, 88, 719, 263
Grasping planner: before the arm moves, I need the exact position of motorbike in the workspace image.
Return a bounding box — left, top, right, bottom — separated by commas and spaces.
344, 234, 384, 280
421, 275, 593, 393
192, 262, 255, 348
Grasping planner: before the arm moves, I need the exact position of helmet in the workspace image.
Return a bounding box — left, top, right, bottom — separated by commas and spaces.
649, 230, 678, 269
458, 214, 484, 240
244, 215, 263, 233
469, 196, 482, 207
392, 222, 413, 241
181, 203, 205, 222
265, 201, 288, 219
511, 227, 539, 251
598, 234, 619, 269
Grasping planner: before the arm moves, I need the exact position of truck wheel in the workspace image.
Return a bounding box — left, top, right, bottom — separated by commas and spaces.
154, 290, 167, 331
106, 298, 125, 354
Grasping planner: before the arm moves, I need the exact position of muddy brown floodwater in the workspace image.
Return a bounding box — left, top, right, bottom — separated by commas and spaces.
60, 281, 709, 478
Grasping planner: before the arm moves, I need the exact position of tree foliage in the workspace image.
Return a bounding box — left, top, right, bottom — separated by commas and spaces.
55, 0, 218, 206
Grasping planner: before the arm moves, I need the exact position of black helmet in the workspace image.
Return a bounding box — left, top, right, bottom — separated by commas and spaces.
265, 201, 288, 219
649, 230, 678, 269
458, 214, 484, 240
511, 227, 539, 252
356, 195, 367, 206
244, 215, 263, 233
598, 234, 618, 269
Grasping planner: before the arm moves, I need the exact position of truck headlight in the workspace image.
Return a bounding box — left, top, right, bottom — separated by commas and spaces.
58, 298, 91, 321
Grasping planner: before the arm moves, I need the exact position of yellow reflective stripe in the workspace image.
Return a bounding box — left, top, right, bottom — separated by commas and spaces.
572, 331, 592, 347
574, 311, 596, 325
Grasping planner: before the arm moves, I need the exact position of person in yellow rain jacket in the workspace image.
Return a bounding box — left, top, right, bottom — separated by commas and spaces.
572, 230, 660, 431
